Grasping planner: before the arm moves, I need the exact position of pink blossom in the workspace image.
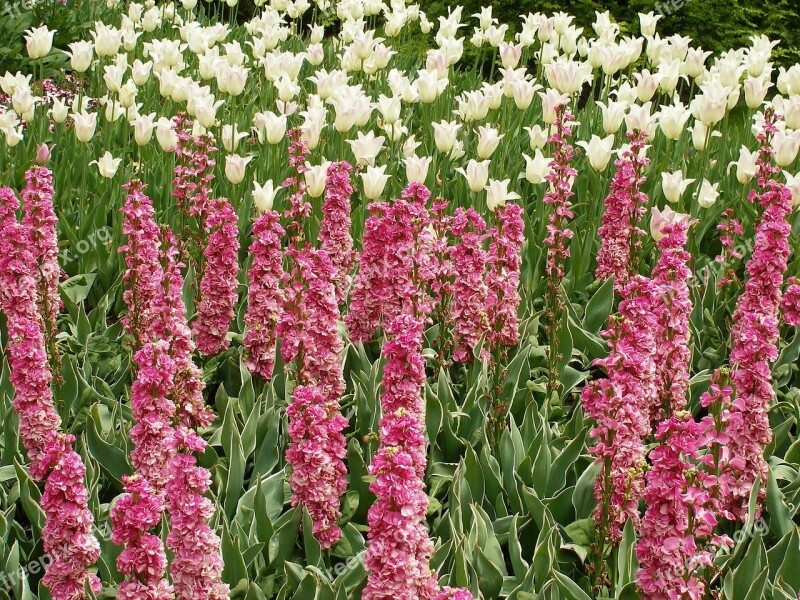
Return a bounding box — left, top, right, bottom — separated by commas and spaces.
346, 183, 435, 341
285, 385, 348, 549
363, 315, 439, 600
636, 413, 729, 600
154, 231, 213, 429
243, 210, 285, 379
166, 428, 229, 600
596, 130, 650, 292
782, 276, 800, 326
279, 247, 348, 546
20, 166, 62, 343
0, 188, 100, 600
724, 109, 793, 520
486, 202, 525, 351
582, 274, 659, 544
650, 220, 692, 423
448, 208, 489, 362
543, 106, 577, 284
111, 475, 173, 600
193, 197, 240, 355
320, 161, 356, 306
120, 180, 163, 351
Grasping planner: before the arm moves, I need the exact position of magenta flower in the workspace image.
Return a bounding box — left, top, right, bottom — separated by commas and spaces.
166, 428, 229, 600
279, 247, 348, 546
636, 413, 730, 600
154, 231, 213, 429
650, 220, 692, 423
595, 130, 650, 292
285, 384, 348, 549
363, 314, 439, 600
543, 106, 577, 284
243, 210, 286, 379
111, 475, 174, 600
193, 197, 240, 356
120, 180, 164, 351
346, 183, 435, 341
20, 166, 62, 343
0, 187, 100, 600
782, 276, 800, 326
581, 274, 659, 545
448, 208, 489, 362
486, 202, 525, 352
320, 161, 356, 306
724, 109, 793, 520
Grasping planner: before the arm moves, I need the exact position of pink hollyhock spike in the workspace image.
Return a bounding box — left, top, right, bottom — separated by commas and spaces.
724, 108, 793, 520
582, 274, 659, 545
193, 197, 240, 356
20, 166, 62, 342
243, 210, 286, 379
345, 183, 436, 342
782, 276, 800, 326
111, 475, 174, 600
120, 180, 164, 351
486, 202, 525, 351
636, 413, 731, 600
0, 188, 100, 600
155, 229, 213, 429
595, 130, 650, 293
650, 219, 693, 423
449, 208, 489, 362
320, 161, 356, 306
286, 384, 348, 549
543, 105, 577, 284
363, 314, 439, 600
166, 427, 229, 600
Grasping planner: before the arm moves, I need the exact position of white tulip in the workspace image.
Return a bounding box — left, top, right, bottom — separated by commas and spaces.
697, 179, 719, 208
347, 131, 385, 166
476, 126, 503, 159
577, 135, 615, 171
432, 120, 462, 154
456, 159, 490, 193
772, 130, 800, 167
51, 98, 68, 124
361, 165, 390, 200
305, 162, 331, 198
728, 146, 758, 184
91, 152, 122, 178
524, 125, 549, 150
596, 100, 627, 134
783, 171, 800, 208
638, 12, 660, 37
253, 180, 278, 212
661, 171, 695, 204
225, 154, 254, 185
523, 150, 553, 184
744, 74, 773, 109
658, 101, 692, 140
131, 112, 156, 146
156, 117, 178, 152
66, 41, 94, 73
71, 111, 98, 143
132, 59, 153, 85
25, 26, 55, 60
485, 178, 521, 212
404, 155, 432, 184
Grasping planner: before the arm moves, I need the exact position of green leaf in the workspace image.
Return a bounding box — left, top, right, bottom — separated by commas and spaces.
583, 276, 615, 333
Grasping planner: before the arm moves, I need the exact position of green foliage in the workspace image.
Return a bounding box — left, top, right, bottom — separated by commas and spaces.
418, 0, 800, 66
